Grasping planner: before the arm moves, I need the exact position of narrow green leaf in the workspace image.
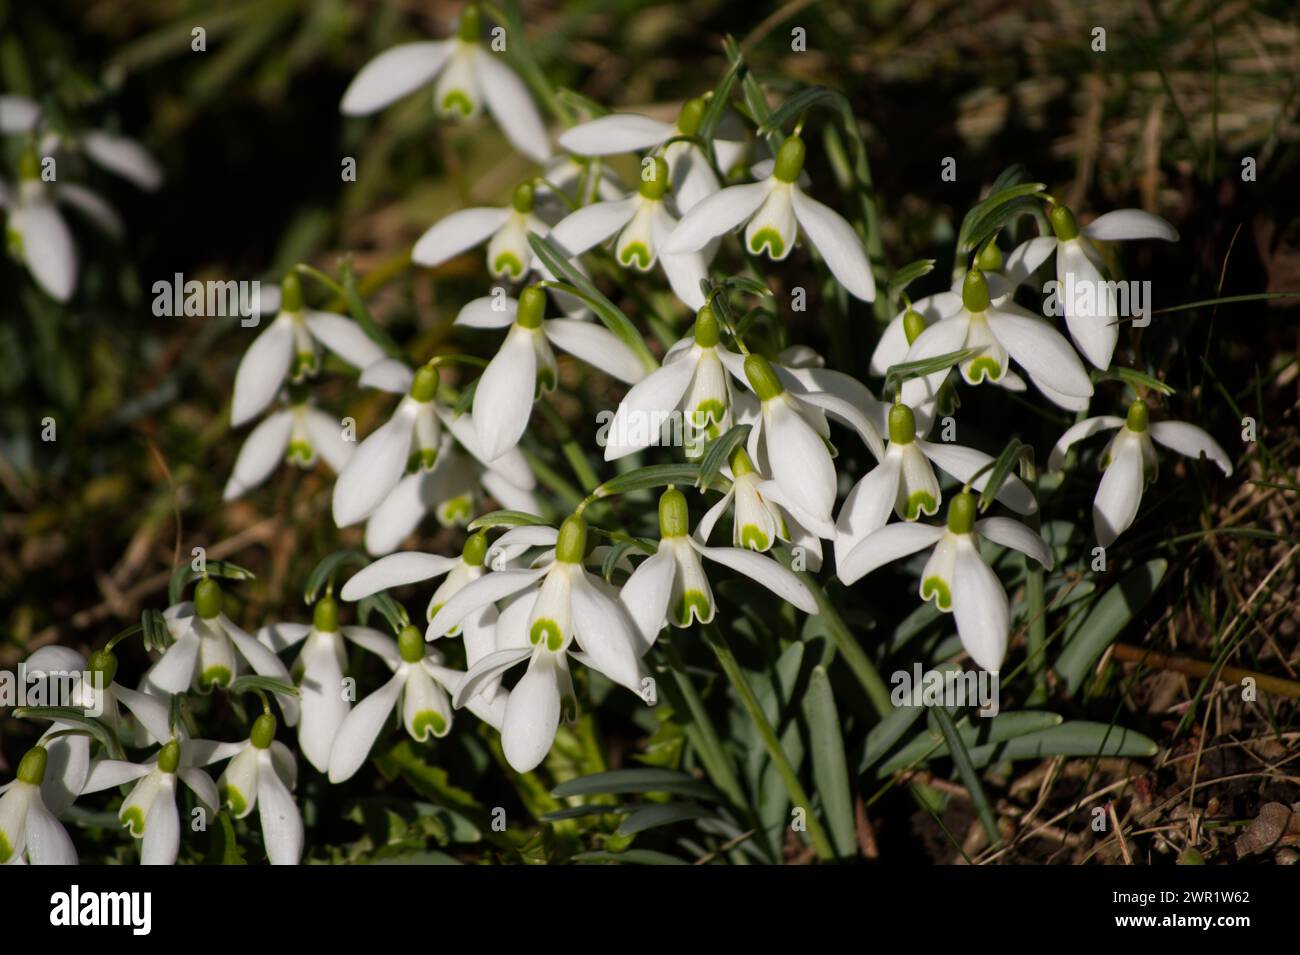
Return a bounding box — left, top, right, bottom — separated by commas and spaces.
932, 707, 1000, 845
551, 768, 721, 801
468, 510, 552, 531
593, 463, 713, 499
876, 711, 1063, 776
803, 666, 856, 857
572, 849, 691, 865
528, 233, 657, 371
168, 559, 256, 606
963, 721, 1159, 766
1053, 558, 1168, 695
13, 708, 125, 761
304, 550, 371, 604
694, 425, 750, 491
227, 675, 299, 698
617, 802, 714, 835
977, 439, 1028, 512
884, 348, 981, 396
887, 258, 937, 306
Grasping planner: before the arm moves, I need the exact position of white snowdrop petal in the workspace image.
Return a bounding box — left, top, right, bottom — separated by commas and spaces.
223, 410, 293, 501
231, 316, 294, 427
475, 48, 553, 162
1148, 421, 1232, 475
558, 114, 674, 156
975, 517, 1053, 569
837, 522, 945, 586
340, 41, 455, 115
952, 545, 1010, 672
665, 181, 772, 254
413, 207, 513, 267
1083, 209, 1179, 243
790, 186, 875, 301
543, 319, 646, 384
1092, 436, 1145, 547
341, 553, 460, 600
1047, 416, 1124, 470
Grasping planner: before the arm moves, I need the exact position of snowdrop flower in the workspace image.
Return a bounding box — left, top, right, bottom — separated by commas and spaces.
834, 401, 1037, 565
694, 446, 825, 571
603, 305, 737, 460
0, 747, 77, 864
332, 365, 445, 527
22, 645, 172, 814
144, 579, 299, 725
339, 5, 551, 163
327, 626, 482, 783
231, 273, 386, 428
350, 363, 539, 552
413, 181, 549, 280
78, 740, 219, 865
215, 714, 303, 865
900, 268, 1094, 418
1049, 399, 1232, 547
1037, 203, 1179, 370
741, 353, 885, 534
841, 493, 1051, 671
869, 239, 1046, 378
548, 157, 710, 309
621, 488, 818, 646
223, 391, 353, 501
257, 596, 396, 774
462, 285, 648, 460
2, 147, 121, 303
435, 515, 646, 772
558, 97, 747, 214
342, 532, 493, 647
0, 94, 163, 191
665, 135, 875, 301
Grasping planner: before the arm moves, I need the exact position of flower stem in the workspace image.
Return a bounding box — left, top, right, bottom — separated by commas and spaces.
1020, 455, 1049, 705
798, 572, 892, 717
703, 624, 836, 861
661, 638, 750, 814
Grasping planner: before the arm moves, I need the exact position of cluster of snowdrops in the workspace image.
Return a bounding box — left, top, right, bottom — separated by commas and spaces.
1, 6, 1233, 865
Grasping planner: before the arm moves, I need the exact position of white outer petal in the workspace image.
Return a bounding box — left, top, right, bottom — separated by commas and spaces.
952, 544, 1009, 672
340, 41, 455, 115
501, 652, 562, 772
327, 668, 405, 783
693, 541, 818, 614
475, 48, 552, 162
837, 522, 945, 585
17, 199, 76, 302
602, 355, 698, 461
663, 180, 772, 254
1047, 416, 1123, 471
223, 410, 292, 500
231, 316, 294, 427
619, 547, 676, 649
1083, 209, 1179, 242
473, 327, 538, 461
303, 311, 387, 370
342, 553, 459, 600
917, 439, 1037, 514
548, 198, 638, 257
558, 114, 673, 155
985, 304, 1095, 398
1092, 436, 1144, 547
81, 131, 163, 190
790, 185, 875, 301
834, 456, 901, 569
257, 751, 303, 865
1148, 421, 1232, 475
412, 207, 512, 266
543, 319, 646, 384
975, 517, 1053, 568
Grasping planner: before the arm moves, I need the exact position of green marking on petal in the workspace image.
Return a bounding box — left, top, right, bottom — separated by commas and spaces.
291, 352, 317, 380
492, 252, 525, 279
535, 367, 556, 397
440, 90, 474, 118
220, 785, 247, 817
0, 830, 11, 863
920, 577, 952, 611
287, 440, 314, 465
673, 590, 711, 627
412, 711, 448, 740
748, 227, 785, 258
619, 242, 651, 269
692, 398, 725, 427
531, 618, 561, 648
965, 356, 1003, 384
199, 666, 232, 691
438, 495, 473, 526
905, 490, 938, 521
121, 805, 146, 838
7, 227, 24, 258
739, 525, 771, 551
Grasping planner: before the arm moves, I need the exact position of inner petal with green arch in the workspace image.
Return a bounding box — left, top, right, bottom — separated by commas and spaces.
920, 577, 952, 611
